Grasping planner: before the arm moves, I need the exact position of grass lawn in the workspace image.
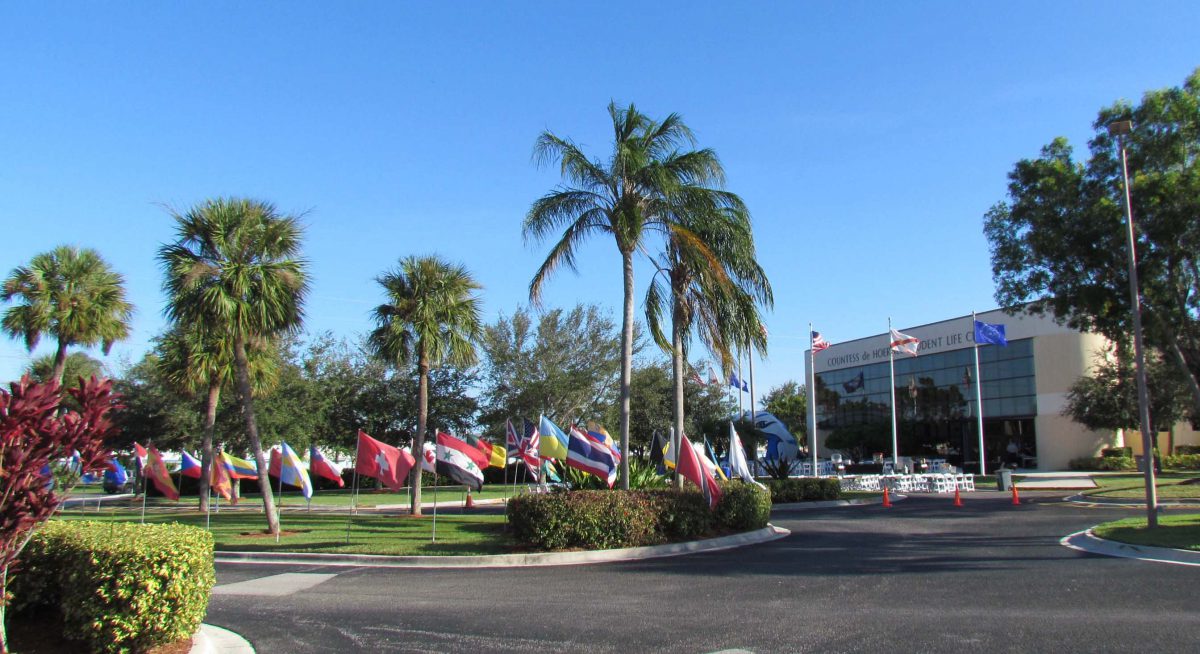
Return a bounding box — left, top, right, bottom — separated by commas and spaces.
122, 485, 529, 510
53, 508, 513, 556
1091, 513, 1200, 551
1083, 472, 1200, 499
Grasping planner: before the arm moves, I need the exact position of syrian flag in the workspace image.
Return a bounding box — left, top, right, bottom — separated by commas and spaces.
435, 440, 484, 491
566, 426, 618, 488
178, 451, 203, 479
436, 431, 491, 469
309, 446, 345, 487
354, 430, 415, 491
678, 437, 722, 510
890, 328, 920, 357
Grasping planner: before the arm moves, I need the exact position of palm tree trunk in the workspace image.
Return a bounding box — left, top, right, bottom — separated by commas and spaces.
198, 382, 220, 512
411, 354, 429, 516
51, 339, 69, 386
234, 334, 280, 534
671, 296, 686, 490
619, 250, 636, 490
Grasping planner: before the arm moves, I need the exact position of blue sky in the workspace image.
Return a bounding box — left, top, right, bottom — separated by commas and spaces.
1, 1, 1197, 401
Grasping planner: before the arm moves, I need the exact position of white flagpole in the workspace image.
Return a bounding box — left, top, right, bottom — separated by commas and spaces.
972, 311, 987, 475
275, 451, 284, 544
736, 356, 745, 417
809, 323, 818, 477
748, 345, 757, 423
432, 433, 439, 543
888, 317, 900, 469
346, 440, 360, 545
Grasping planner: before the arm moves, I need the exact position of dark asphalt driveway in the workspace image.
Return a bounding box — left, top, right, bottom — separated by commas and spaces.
205, 492, 1200, 653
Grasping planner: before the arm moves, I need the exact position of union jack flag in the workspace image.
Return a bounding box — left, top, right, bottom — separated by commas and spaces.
519, 418, 541, 471
812, 331, 831, 352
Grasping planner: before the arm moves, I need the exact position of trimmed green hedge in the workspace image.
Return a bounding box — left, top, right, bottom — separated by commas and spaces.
12, 520, 215, 654
1175, 445, 1200, 455
763, 477, 841, 503
507, 483, 771, 551
1164, 454, 1200, 470
1069, 456, 1136, 471
1101, 447, 1133, 458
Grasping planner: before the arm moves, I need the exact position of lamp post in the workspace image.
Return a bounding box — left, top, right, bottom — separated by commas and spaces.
1108, 119, 1158, 528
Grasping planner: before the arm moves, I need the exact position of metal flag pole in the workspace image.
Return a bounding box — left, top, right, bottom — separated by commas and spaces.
737, 355, 745, 418
972, 311, 988, 475
888, 317, 900, 469
748, 344, 757, 425
432, 433, 439, 543
809, 323, 818, 477
346, 434, 363, 545
275, 451, 284, 544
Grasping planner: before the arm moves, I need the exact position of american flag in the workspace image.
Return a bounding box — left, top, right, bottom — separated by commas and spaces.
812, 331, 831, 352
519, 418, 541, 471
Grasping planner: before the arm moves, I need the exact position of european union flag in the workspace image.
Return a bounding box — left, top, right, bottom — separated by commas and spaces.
974, 320, 1008, 347
843, 371, 865, 393
729, 372, 743, 391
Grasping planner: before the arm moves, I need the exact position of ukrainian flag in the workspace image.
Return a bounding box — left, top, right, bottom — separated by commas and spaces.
537, 415, 570, 461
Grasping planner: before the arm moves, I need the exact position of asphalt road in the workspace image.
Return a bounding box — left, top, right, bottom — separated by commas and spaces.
205, 492, 1200, 653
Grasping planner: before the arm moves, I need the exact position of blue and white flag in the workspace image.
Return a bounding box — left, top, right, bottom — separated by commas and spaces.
104, 458, 129, 487
728, 372, 742, 390
974, 320, 1008, 347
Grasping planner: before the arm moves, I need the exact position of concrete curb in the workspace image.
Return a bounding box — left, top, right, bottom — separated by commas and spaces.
190, 623, 255, 654
61, 493, 135, 507
1061, 528, 1200, 567
214, 524, 790, 569
772, 494, 906, 510
1062, 493, 1200, 508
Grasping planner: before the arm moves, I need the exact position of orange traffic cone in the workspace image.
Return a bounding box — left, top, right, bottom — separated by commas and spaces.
465, 491, 475, 510
1011, 485, 1021, 506
953, 486, 963, 507
882, 486, 892, 508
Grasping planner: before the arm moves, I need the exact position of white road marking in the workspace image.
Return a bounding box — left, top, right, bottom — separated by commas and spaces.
213, 572, 339, 596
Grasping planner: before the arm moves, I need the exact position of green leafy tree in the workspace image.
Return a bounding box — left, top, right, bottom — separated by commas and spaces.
613, 359, 736, 458
985, 68, 1200, 414
525, 102, 734, 489
1065, 344, 1193, 453
159, 198, 309, 535
2, 245, 133, 384
157, 325, 279, 510
646, 201, 772, 486
478, 304, 624, 432
368, 256, 482, 516
28, 352, 107, 390
762, 381, 807, 446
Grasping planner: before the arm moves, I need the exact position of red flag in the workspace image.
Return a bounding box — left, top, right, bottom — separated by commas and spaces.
309, 445, 345, 487
354, 430, 415, 491
210, 455, 233, 502
436, 431, 490, 469
144, 445, 179, 501
677, 437, 721, 510
133, 442, 148, 468
268, 447, 282, 478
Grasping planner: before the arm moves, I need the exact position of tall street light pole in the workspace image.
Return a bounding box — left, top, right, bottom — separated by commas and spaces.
1108, 119, 1158, 528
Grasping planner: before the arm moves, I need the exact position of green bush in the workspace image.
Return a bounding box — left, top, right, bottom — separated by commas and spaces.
764, 477, 841, 503
1101, 447, 1133, 458
1175, 445, 1200, 455
508, 484, 772, 551
713, 482, 772, 531
1068, 456, 1136, 471
12, 520, 215, 654
1163, 454, 1200, 470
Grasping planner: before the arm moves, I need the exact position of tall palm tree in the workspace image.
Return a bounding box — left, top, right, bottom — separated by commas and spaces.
646, 203, 773, 488
368, 255, 482, 516
159, 198, 308, 535
157, 325, 280, 511
525, 102, 735, 489
2, 245, 133, 384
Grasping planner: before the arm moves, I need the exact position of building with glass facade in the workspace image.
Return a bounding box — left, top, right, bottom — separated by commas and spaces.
803, 309, 1177, 471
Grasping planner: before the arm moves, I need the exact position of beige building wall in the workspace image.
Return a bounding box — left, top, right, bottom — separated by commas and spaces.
1125, 423, 1200, 456
1032, 332, 1120, 470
